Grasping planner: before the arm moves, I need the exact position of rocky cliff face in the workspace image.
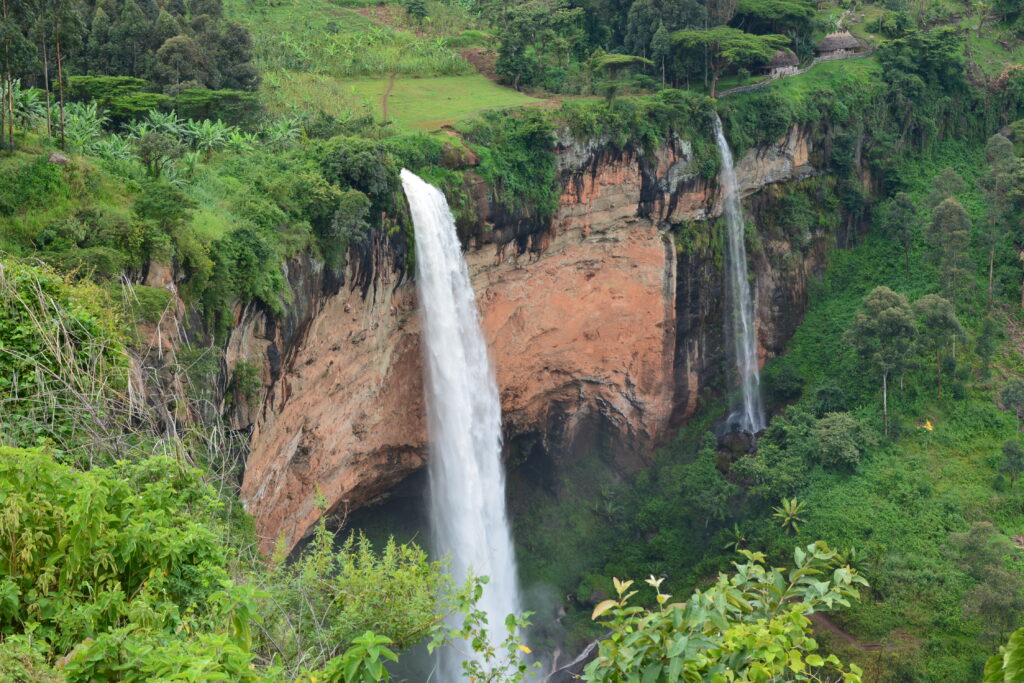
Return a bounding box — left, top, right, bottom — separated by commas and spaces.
238, 124, 831, 554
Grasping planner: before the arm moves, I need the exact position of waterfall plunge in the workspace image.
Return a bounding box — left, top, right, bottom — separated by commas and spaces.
401, 169, 522, 681
712, 115, 765, 435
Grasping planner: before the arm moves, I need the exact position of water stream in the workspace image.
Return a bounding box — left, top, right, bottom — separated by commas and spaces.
712, 115, 765, 435
401, 169, 522, 680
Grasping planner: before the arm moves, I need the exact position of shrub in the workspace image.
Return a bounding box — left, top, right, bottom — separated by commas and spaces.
0, 448, 232, 652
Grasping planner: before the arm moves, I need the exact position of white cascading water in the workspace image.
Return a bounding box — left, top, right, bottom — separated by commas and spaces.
401, 169, 522, 680
712, 115, 765, 435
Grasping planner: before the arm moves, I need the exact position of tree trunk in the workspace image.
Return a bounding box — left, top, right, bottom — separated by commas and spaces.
988, 248, 995, 309
42, 42, 52, 139
883, 371, 889, 436
7, 73, 13, 148
0, 76, 5, 148
56, 33, 66, 152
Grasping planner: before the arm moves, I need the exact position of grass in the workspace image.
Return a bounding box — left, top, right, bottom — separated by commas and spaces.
264, 71, 546, 130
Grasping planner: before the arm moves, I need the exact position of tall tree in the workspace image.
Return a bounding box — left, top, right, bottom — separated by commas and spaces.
650, 22, 670, 87
51, 0, 85, 151
731, 0, 816, 37
981, 134, 1018, 307
930, 197, 973, 305
845, 286, 916, 435
927, 166, 965, 209
1002, 439, 1024, 487
912, 294, 963, 399
883, 192, 917, 276
671, 25, 788, 96
0, 0, 36, 148
1001, 377, 1024, 430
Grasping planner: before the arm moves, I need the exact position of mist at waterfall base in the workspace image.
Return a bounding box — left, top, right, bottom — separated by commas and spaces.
712, 115, 765, 437
402, 169, 524, 681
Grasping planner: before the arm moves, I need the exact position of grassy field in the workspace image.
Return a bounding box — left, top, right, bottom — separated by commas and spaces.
264, 71, 546, 130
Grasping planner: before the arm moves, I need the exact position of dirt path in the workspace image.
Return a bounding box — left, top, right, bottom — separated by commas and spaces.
810, 613, 908, 652
381, 71, 397, 121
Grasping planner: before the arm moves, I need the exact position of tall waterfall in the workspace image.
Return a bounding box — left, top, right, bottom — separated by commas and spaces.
401, 169, 522, 680
712, 115, 765, 435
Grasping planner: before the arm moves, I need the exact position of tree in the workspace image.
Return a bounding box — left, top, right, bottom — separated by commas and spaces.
405, 0, 428, 26
912, 294, 963, 399
0, 0, 36, 148
981, 134, 1018, 307
977, 316, 998, 379
1002, 440, 1024, 487
927, 166, 965, 209
154, 35, 210, 89
930, 198, 973, 305
1001, 377, 1024, 429
650, 22, 670, 87
592, 53, 653, 100
732, 0, 816, 37
883, 192, 917, 276
50, 0, 85, 152
812, 412, 870, 468
585, 542, 867, 683
492, 0, 584, 91
671, 26, 788, 96
845, 286, 916, 435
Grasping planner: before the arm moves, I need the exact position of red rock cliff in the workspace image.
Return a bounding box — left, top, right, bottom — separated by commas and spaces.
239, 125, 824, 554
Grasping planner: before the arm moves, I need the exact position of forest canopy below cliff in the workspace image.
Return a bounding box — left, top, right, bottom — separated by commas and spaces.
6, 0, 1024, 680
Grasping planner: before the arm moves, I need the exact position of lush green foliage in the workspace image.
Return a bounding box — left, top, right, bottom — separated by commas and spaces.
585, 543, 867, 682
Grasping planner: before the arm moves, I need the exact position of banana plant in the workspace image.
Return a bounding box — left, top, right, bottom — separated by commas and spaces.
145, 109, 186, 140
186, 118, 231, 158
63, 102, 108, 154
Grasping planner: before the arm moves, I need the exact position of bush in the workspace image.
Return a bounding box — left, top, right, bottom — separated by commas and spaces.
319, 136, 399, 213
0, 448, 233, 652
0, 158, 66, 218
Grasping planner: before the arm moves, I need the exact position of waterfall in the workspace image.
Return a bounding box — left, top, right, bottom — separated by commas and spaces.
712, 115, 765, 435
401, 169, 522, 680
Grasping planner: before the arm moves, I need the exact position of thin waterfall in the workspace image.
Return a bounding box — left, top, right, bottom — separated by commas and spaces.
712, 115, 765, 435
401, 169, 522, 680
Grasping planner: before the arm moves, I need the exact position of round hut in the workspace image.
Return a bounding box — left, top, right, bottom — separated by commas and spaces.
817, 32, 860, 57
765, 49, 799, 78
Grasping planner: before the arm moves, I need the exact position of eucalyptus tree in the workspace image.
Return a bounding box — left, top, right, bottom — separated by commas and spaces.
930, 197, 973, 306
912, 294, 964, 399
845, 286, 916, 435
0, 0, 36, 147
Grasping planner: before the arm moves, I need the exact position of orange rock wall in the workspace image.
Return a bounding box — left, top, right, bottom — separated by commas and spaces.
240, 125, 822, 554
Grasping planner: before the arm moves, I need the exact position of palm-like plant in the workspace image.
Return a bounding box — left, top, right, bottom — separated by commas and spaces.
263, 117, 302, 149
145, 110, 186, 139
722, 523, 747, 551
226, 129, 258, 153
4, 80, 47, 128
124, 119, 154, 140
772, 498, 805, 535
91, 134, 134, 161
64, 102, 109, 154
186, 118, 231, 158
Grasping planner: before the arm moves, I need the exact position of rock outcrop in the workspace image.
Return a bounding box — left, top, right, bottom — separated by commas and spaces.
239, 123, 830, 554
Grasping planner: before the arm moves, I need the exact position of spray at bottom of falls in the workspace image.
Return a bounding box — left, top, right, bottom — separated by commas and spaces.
712, 114, 765, 436
401, 169, 523, 681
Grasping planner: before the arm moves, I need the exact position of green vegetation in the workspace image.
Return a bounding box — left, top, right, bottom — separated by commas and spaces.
6, 0, 1024, 680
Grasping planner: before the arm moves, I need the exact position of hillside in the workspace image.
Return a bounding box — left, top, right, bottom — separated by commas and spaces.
4, 0, 1024, 681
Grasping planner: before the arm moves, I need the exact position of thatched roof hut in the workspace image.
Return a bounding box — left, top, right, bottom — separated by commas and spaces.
817, 32, 860, 54
769, 50, 799, 69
